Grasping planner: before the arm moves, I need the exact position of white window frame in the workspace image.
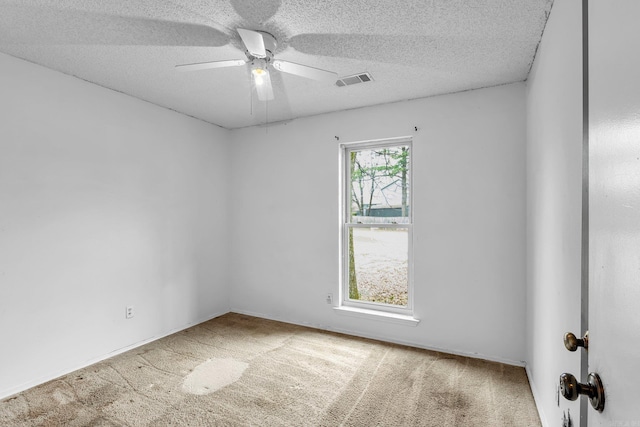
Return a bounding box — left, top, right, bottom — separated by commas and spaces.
339, 137, 414, 316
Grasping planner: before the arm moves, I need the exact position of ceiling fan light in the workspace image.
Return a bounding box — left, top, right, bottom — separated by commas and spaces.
251, 64, 268, 86
252, 67, 267, 77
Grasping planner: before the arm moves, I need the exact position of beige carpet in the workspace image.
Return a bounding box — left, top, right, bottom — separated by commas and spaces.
1, 313, 541, 426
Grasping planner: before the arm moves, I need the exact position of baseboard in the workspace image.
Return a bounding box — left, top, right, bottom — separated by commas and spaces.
229, 308, 526, 367
525, 364, 549, 427
0, 310, 230, 401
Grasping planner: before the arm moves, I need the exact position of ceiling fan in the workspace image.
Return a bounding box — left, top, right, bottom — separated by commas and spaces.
175, 28, 338, 101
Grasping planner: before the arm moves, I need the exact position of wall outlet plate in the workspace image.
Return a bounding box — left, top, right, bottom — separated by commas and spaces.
126, 306, 134, 319
326, 293, 333, 304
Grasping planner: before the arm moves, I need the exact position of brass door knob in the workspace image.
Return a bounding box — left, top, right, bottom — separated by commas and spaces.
564, 331, 589, 351
559, 372, 605, 412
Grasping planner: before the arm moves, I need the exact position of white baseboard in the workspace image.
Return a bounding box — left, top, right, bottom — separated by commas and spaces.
230, 308, 526, 367
525, 364, 549, 427
0, 310, 229, 401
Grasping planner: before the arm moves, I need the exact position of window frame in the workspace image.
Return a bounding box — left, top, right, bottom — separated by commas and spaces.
339, 137, 414, 316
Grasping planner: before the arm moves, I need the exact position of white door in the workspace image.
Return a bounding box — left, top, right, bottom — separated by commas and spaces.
588, 0, 640, 425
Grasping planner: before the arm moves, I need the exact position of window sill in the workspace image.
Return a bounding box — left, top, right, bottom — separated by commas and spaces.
333, 306, 420, 326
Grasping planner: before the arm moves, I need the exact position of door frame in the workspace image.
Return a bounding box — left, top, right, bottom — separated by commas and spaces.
580, 0, 589, 426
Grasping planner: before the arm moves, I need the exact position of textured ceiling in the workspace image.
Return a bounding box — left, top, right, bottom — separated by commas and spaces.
0, 0, 553, 129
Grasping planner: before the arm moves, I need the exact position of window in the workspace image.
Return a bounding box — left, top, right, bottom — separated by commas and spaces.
341, 138, 412, 316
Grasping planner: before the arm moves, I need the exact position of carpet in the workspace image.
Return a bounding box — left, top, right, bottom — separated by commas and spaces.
1, 313, 541, 426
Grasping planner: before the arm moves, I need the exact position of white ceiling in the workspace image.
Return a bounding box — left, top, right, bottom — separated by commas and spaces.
0, 0, 553, 129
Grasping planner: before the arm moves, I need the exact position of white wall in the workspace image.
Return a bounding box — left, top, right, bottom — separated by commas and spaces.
229, 83, 527, 364
0, 53, 231, 398
525, 0, 583, 425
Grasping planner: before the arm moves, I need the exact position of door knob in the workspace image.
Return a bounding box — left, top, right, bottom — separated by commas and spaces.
559, 372, 605, 412
564, 331, 588, 351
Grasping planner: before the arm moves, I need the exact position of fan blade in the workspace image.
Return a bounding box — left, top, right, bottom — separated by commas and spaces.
272, 60, 337, 83
0, 5, 229, 46
237, 28, 266, 58
265, 70, 293, 119
254, 71, 274, 101
176, 59, 246, 72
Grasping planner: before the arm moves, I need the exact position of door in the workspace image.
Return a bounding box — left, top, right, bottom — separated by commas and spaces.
588, 0, 640, 425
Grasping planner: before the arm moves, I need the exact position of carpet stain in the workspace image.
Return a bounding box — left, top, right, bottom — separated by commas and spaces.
181, 358, 248, 395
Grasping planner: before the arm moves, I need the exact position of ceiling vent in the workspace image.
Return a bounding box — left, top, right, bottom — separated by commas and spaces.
336, 72, 373, 87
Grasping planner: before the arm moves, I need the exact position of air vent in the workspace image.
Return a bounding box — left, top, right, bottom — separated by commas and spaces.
336, 72, 373, 87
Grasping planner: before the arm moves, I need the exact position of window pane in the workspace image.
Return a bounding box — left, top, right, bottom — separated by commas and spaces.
348, 227, 408, 306
349, 146, 410, 224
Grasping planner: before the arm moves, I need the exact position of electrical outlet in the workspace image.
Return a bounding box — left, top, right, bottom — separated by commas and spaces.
126, 306, 134, 319
326, 293, 333, 304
